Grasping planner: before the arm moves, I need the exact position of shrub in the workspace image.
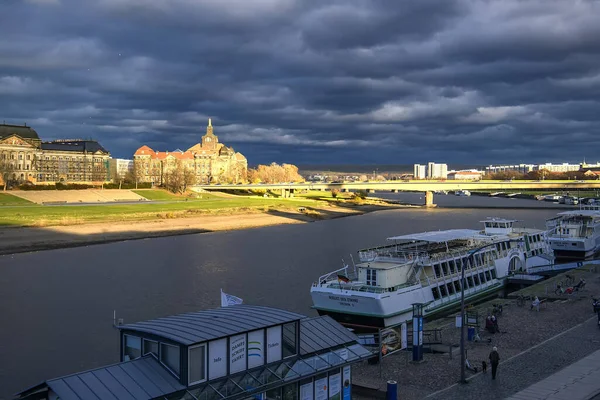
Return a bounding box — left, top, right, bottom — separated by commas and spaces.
353, 190, 368, 200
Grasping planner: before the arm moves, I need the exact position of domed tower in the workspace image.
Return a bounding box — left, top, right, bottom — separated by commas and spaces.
201, 118, 218, 151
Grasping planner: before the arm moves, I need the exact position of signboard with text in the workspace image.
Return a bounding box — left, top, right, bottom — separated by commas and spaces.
266, 325, 282, 363
209, 338, 227, 380
229, 334, 247, 374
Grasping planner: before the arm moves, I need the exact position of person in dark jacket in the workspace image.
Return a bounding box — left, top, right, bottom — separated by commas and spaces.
489, 346, 500, 379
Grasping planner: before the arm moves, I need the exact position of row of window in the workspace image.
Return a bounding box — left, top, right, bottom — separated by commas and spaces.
433, 250, 494, 278
431, 269, 497, 300
0, 153, 32, 160
124, 322, 298, 385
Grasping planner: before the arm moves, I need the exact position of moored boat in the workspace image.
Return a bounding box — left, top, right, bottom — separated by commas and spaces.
546, 206, 600, 259
310, 219, 552, 331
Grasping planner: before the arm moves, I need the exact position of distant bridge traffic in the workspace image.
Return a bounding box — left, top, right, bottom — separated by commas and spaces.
193, 180, 600, 206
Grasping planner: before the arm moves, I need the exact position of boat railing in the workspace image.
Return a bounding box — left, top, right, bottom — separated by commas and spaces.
357, 249, 429, 263
317, 266, 356, 285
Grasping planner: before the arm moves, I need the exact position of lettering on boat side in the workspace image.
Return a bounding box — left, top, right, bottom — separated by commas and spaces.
329, 295, 358, 307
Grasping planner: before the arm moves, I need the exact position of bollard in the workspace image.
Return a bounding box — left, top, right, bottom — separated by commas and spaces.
387, 380, 397, 400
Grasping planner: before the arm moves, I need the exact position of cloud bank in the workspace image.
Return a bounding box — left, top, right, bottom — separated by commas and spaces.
2, 0, 599, 164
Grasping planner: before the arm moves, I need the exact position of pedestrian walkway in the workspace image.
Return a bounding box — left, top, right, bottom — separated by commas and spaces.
426, 316, 600, 400
505, 349, 600, 400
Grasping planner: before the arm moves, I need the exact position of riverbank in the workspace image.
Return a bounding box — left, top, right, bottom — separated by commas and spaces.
352, 266, 600, 399
0, 203, 406, 255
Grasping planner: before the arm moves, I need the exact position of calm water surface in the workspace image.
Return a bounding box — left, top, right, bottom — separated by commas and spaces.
0, 199, 564, 398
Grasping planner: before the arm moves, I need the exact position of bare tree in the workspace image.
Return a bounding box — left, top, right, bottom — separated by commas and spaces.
0, 159, 14, 191
182, 166, 196, 192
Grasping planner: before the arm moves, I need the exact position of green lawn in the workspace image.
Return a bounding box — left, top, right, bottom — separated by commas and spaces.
0, 196, 319, 227
132, 189, 188, 201
0, 193, 33, 206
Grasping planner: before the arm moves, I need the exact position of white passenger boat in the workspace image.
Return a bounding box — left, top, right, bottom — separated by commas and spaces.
310, 219, 552, 330
546, 206, 600, 259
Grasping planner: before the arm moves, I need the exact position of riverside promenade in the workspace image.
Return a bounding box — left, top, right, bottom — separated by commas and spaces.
506, 347, 600, 400
352, 266, 600, 400
426, 316, 600, 400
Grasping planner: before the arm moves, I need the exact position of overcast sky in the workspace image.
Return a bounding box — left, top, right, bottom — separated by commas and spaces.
1, 0, 599, 165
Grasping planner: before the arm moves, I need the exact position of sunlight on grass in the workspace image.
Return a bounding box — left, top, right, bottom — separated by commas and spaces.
0, 196, 322, 227
0, 193, 34, 206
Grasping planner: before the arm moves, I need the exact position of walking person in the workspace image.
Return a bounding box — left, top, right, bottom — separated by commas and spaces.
489, 346, 500, 380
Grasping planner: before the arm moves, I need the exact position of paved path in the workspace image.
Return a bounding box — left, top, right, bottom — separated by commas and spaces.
505, 349, 600, 400
426, 316, 600, 400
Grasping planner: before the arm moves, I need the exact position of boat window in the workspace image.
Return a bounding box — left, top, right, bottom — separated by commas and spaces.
439, 285, 447, 297
123, 335, 141, 360
160, 343, 181, 376
454, 281, 461, 292
433, 264, 441, 277
432, 287, 440, 300
188, 343, 207, 385
449, 261, 456, 274
366, 269, 377, 286
282, 322, 297, 358
490, 269, 497, 279
467, 277, 474, 287
447, 283, 455, 295
479, 272, 486, 283
143, 339, 158, 357
473, 274, 480, 286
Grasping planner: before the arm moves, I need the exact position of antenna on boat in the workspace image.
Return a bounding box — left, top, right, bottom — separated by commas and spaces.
350, 254, 357, 276
113, 310, 124, 328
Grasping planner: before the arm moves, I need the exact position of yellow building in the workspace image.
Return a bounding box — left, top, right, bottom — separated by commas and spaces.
0, 123, 41, 184
133, 119, 247, 184
0, 123, 110, 186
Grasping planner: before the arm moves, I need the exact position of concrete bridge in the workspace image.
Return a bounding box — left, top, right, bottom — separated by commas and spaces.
193, 180, 600, 207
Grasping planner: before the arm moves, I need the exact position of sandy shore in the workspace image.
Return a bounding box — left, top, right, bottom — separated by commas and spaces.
0, 204, 396, 255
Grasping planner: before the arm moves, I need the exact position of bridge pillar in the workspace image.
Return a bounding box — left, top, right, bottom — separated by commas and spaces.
425, 191, 436, 207
391, 189, 399, 193
281, 188, 287, 198
320, 188, 326, 192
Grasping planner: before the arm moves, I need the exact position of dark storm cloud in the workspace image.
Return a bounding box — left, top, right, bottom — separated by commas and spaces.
1, 0, 600, 164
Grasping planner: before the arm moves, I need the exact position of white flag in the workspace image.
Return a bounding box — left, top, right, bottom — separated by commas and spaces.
221, 289, 243, 307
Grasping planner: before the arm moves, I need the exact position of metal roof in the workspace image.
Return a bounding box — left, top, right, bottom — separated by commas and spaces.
557, 210, 600, 217
387, 229, 479, 243
0, 123, 40, 140
18, 356, 184, 400
41, 140, 109, 154
119, 305, 305, 345
299, 316, 359, 355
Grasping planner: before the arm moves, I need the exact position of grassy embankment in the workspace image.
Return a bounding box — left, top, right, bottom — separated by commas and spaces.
0, 193, 34, 206
0, 190, 324, 227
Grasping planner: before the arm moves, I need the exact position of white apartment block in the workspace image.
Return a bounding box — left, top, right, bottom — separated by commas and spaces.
413, 162, 448, 179
427, 162, 448, 179
413, 164, 427, 179
485, 164, 535, 174
533, 163, 581, 173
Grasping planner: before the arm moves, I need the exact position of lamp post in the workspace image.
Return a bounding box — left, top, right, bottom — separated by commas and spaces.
459, 238, 523, 384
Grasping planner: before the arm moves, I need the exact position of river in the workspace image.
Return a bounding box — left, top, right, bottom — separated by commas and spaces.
0, 196, 568, 398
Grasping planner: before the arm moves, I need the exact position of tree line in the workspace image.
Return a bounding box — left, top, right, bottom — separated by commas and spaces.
247, 163, 304, 184
487, 169, 592, 181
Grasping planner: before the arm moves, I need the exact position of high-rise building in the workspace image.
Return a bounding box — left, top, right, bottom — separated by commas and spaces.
413, 164, 426, 179
426, 162, 448, 179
